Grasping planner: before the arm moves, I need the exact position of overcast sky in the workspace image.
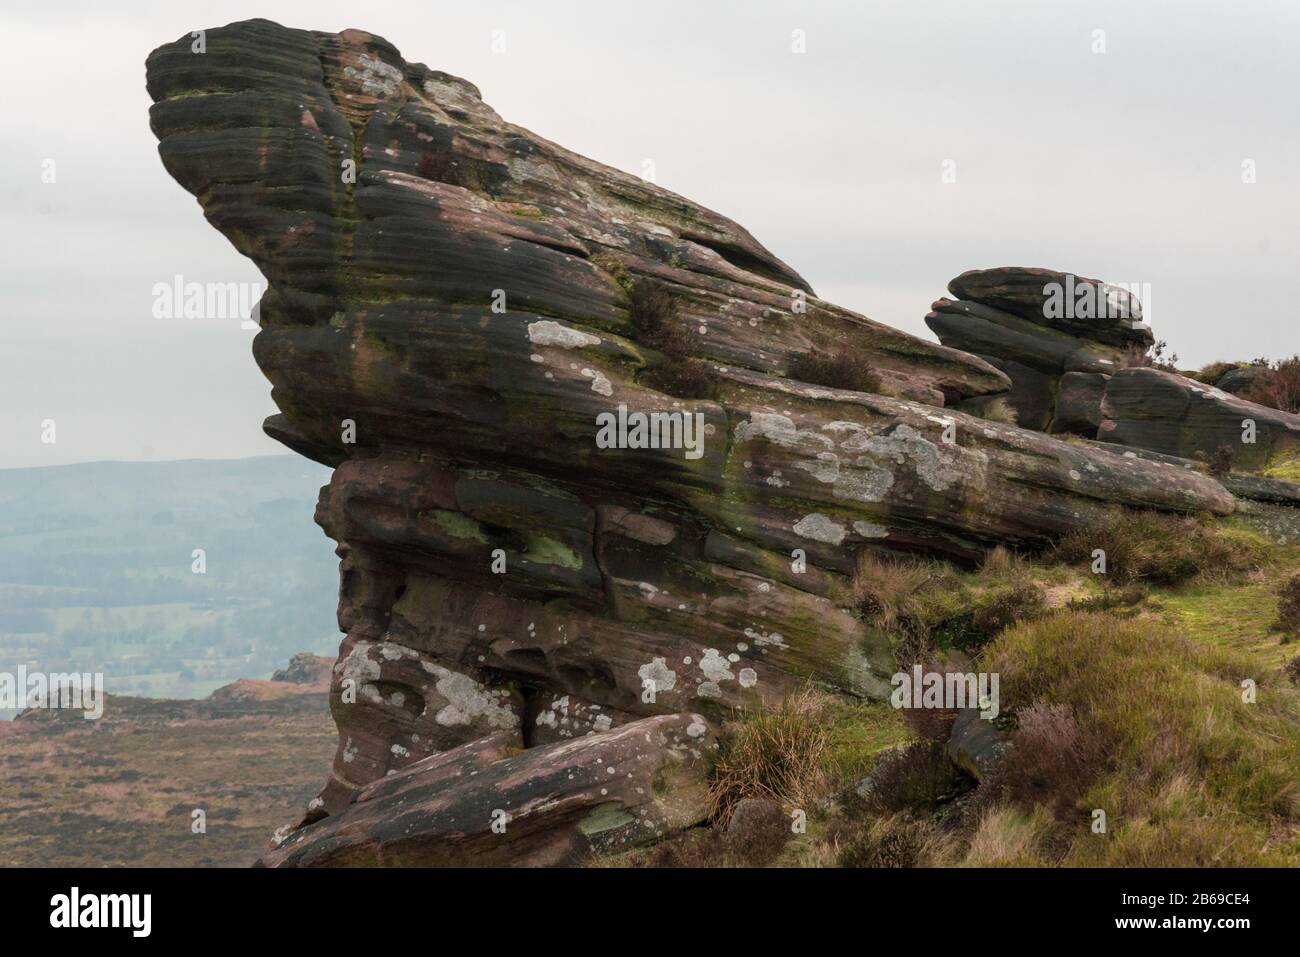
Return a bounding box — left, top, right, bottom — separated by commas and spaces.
3, 0, 1297, 468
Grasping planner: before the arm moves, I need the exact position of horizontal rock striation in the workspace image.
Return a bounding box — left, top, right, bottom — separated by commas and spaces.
1099, 368, 1300, 470
261, 713, 716, 866
147, 20, 1239, 864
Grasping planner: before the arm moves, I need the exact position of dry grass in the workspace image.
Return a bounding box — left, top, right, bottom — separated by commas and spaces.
851, 547, 1048, 660
961, 806, 1054, 866
1275, 574, 1300, 642
709, 688, 833, 826
964, 396, 1019, 425
982, 610, 1300, 865
849, 551, 945, 636
1193, 360, 1247, 385
834, 812, 954, 868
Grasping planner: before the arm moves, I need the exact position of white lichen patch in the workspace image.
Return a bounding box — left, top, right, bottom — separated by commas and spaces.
421, 663, 518, 730
344, 54, 403, 97
853, 520, 889, 538
527, 319, 601, 349
738, 667, 758, 688
736, 412, 834, 453
699, 648, 735, 684
638, 657, 677, 693
581, 367, 613, 395
745, 627, 788, 649
793, 512, 846, 545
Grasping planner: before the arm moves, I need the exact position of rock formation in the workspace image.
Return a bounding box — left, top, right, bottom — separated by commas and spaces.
1099, 368, 1300, 469
147, 19, 1240, 865
926, 267, 1152, 434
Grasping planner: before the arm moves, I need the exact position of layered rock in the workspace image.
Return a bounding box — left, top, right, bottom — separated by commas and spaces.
947, 267, 1151, 347
262, 713, 716, 866
927, 267, 1152, 435
1099, 368, 1300, 470
147, 20, 1239, 864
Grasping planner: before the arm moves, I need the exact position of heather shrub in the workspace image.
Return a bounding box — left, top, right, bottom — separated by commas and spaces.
787, 350, 882, 394
1119, 339, 1178, 371
722, 798, 793, 866
982, 611, 1300, 865
1243, 355, 1300, 413
994, 700, 1102, 817
627, 278, 718, 400
834, 812, 948, 868
1193, 442, 1236, 475
1274, 574, 1300, 642
1051, 508, 1264, 586
857, 741, 968, 814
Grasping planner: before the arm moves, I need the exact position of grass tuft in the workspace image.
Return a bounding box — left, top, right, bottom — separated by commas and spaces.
708, 688, 832, 826
1051, 508, 1265, 587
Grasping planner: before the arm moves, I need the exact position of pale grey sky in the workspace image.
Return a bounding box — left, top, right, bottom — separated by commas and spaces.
3, 0, 1297, 467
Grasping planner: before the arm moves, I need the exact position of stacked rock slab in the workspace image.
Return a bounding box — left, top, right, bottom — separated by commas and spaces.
147, 20, 1236, 865
926, 267, 1153, 435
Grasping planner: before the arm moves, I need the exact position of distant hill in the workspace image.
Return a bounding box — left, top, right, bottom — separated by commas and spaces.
0, 658, 336, 867
0, 456, 340, 714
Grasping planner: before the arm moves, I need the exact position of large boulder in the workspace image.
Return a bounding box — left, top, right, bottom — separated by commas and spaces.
1099, 368, 1300, 470
259, 713, 716, 867
947, 266, 1152, 348
145, 19, 1239, 862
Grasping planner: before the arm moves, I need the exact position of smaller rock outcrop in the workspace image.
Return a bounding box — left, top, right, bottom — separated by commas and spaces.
1215, 365, 1270, 396
946, 709, 1009, 783
927, 267, 1152, 435
1099, 368, 1300, 470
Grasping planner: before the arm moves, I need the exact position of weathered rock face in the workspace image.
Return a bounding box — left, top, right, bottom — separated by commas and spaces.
1099, 368, 1300, 470
1216, 365, 1269, 396
1051, 372, 1109, 437
946, 267, 1152, 349
146, 20, 1238, 864
927, 267, 1152, 436
262, 713, 716, 866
